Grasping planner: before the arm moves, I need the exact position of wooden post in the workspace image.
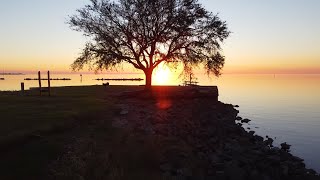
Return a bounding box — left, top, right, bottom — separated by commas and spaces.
47, 71, 51, 96
21, 82, 24, 96
38, 71, 42, 96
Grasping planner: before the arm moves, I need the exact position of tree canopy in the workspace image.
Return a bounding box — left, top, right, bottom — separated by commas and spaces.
69, 0, 230, 88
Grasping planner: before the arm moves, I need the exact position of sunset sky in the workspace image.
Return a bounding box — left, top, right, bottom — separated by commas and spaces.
0, 0, 319, 74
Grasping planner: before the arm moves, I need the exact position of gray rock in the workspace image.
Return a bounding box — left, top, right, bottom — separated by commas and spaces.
264, 138, 274, 146
241, 118, 251, 123
209, 137, 218, 144
197, 152, 206, 160
254, 135, 264, 142
267, 155, 281, 162
280, 142, 291, 152
282, 165, 289, 176
262, 175, 272, 180
209, 154, 220, 164
249, 131, 255, 136
224, 143, 233, 150
112, 118, 128, 128
306, 169, 317, 175
272, 147, 280, 152
177, 168, 191, 176
220, 154, 232, 161
250, 170, 261, 179
162, 171, 171, 177
251, 150, 264, 156
216, 170, 225, 176
225, 163, 245, 180
144, 126, 155, 135
120, 109, 129, 115
292, 156, 304, 162
160, 163, 172, 172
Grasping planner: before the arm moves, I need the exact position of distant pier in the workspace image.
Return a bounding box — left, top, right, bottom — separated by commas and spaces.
0, 73, 24, 75
24, 78, 71, 81
95, 78, 143, 81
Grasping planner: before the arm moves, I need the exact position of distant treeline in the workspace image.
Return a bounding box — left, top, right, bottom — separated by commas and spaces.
0, 73, 24, 75
95, 78, 143, 81
24, 78, 71, 81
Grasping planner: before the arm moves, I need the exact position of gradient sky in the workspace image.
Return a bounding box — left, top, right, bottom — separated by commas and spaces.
0, 0, 320, 74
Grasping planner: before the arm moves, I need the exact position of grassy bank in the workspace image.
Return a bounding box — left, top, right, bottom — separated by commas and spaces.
0, 86, 113, 143
0, 85, 149, 179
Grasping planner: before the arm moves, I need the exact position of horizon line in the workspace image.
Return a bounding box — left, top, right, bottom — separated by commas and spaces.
2, 71, 320, 75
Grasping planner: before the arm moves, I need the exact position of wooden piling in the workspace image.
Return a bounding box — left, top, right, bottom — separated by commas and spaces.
38, 71, 42, 96
47, 71, 51, 96
20, 82, 24, 96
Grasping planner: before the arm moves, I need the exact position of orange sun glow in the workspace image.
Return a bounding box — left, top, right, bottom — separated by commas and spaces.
153, 65, 172, 85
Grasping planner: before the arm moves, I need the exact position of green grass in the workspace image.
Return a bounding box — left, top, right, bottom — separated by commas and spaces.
0, 86, 121, 179
0, 85, 113, 143
0, 85, 164, 180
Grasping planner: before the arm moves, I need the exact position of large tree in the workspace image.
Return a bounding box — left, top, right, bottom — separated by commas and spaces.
69, 0, 230, 89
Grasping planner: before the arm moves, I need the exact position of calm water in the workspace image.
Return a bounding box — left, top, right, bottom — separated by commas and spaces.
1, 73, 320, 172
216, 74, 320, 173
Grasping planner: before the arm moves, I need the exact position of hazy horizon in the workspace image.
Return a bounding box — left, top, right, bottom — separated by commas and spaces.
1, 67, 320, 76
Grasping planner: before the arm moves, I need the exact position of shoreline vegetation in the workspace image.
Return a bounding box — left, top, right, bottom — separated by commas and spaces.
0, 85, 318, 179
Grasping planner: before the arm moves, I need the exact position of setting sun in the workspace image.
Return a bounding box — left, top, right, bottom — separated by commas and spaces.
153, 65, 171, 85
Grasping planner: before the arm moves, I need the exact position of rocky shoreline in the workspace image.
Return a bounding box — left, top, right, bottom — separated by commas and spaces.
112, 87, 319, 179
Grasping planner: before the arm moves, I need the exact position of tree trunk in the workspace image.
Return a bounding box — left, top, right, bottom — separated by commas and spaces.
144, 68, 153, 90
